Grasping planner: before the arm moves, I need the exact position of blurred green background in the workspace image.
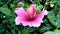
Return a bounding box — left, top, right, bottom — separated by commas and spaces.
0, 0, 60, 34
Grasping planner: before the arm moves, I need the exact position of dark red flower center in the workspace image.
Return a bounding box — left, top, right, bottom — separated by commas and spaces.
25, 16, 36, 21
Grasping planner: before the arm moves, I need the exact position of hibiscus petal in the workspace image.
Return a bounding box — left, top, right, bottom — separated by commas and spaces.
15, 7, 29, 25
15, 7, 25, 16
42, 10, 48, 15
37, 10, 48, 19
15, 12, 28, 25
15, 16, 28, 25
27, 4, 36, 18
20, 16, 43, 27
30, 10, 48, 27
30, 18, 43, 27
15, 16, 21, 25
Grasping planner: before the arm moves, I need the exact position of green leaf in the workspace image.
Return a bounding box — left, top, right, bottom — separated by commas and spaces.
21, 30, 29, 34
0, 26, 6, 33
54, 30, 60, 34
37, 4, 43, 9
43, 30, 60, 34
13, 0, 17, 4
56, 14, 60, 28
43, 31, 57, 34
5, 32, 13, 34
47, 11, 57, 27
55, 0, 60, 6
48, 11, 60, 28
36, 4, 43, 13
0, 7, 11, 16
39, 24, 52, 33
52, 0, 60, 6
24, 27, 34, 32
39, 19, 52, 33
34, 0, 40, 5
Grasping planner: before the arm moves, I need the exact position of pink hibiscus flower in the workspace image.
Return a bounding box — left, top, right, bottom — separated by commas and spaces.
15, 4, 48, 27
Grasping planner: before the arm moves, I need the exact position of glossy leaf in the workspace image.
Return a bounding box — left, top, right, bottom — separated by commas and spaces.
0, 7, 11, 16
43, 31, 57, 34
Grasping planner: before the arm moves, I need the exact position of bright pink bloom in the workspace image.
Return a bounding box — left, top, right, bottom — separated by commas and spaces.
15, 4, 48, 27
